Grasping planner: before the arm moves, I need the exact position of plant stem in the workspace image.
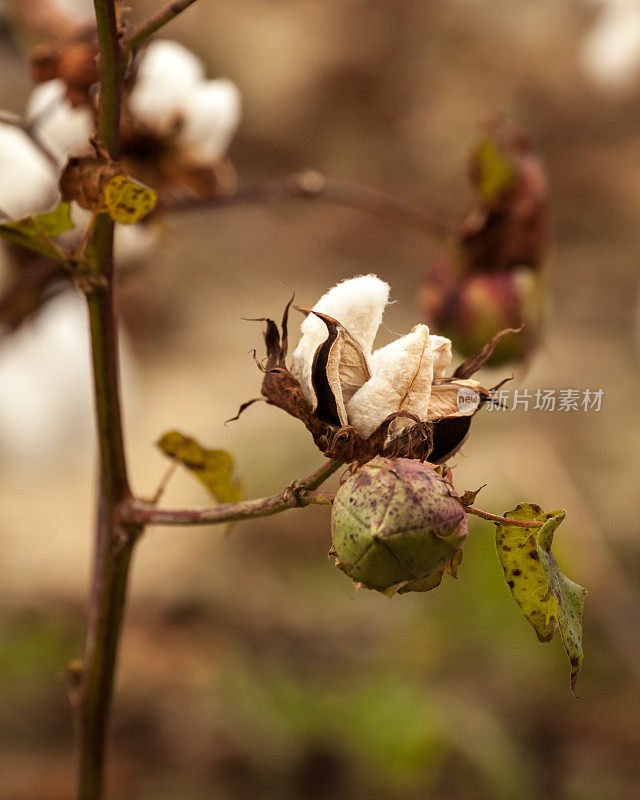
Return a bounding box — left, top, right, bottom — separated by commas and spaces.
125, 490, 335, 527
164, 171, 454, 240
124, 0, 202, 50
123, 460, 342, 527
466, 506, 543, 528
77, 3, 132, 799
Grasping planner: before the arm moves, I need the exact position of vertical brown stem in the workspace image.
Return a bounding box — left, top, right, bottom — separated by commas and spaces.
77, 4, 135, 799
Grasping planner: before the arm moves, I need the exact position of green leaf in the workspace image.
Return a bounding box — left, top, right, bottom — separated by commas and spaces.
475, 138, 516, 202
495, 504, 558, 643
156, 430, 243, 504
536, 512, 586, 693
496, 503, 586, 692
0, 203, 73, 260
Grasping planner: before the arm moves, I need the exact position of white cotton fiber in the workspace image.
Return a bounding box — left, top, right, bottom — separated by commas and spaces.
291, 275, 390, 407
179, 79, 241, 162
346, 324, 433, 438
130, 40, 205, 132
0, 125, 59, 219
27, 79, 93, 163
429, 334, 452, 379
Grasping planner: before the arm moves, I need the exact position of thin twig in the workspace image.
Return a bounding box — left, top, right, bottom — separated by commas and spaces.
123, 460, 342, 527
466, 506, 543, 528
125, 489, 335, 527
124, 0, 202, 50
164, 170, 454, 240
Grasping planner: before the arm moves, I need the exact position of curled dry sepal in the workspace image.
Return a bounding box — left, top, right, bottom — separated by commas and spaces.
234, 275, 515, 464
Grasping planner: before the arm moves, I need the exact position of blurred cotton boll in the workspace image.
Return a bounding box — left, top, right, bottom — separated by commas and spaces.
0, 290, 137, 469
129, 39, 241, 162
27, 79, 93, 163
0, 124, 59, 219
180, 80, 241, 162
580, 0, 640, 88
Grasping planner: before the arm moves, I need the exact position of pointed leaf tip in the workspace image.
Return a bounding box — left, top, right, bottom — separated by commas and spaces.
496, 503, 585, 691
156, 430, 242, 504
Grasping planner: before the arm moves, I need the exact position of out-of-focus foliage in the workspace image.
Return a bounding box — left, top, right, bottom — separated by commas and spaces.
157, 430, 243, 504
0, 202, 72, 259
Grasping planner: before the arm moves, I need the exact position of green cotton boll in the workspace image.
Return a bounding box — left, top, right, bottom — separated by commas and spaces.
330, 457, 468, 596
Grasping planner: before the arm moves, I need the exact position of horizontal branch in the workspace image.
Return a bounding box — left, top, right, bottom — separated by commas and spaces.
124, 489, 334, 527
163, 171, 453, 240
123, 458, 342, 527
124, 0, 202, 50
466, 506, 543, 528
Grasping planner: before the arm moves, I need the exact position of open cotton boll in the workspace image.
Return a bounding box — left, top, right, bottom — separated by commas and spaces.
430, 334, 452, 379
130, 40, 205, 132
346, 324, 433, 438
0, 125, 59, 219
291, 275, 390, 406
27, 79, 93, 163
581, 1, 640, 87
136, 39, 205, 86
179, 79, 241, 162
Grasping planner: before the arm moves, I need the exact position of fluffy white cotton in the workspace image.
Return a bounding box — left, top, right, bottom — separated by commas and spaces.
179, 79, 241, 162
27, 79, 93, 163
581, 0, 640, 88
291, 275, 390, 406
429, 334, 452, 379
0, 290, 137, 467
130, 40, 206, 133
0, 124, 59, 219
135, 39, 205, 86
346, 324, 433, 438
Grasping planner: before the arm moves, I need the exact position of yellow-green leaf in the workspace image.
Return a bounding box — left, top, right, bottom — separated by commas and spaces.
496, 503, 558, 643
156, 430, 242, 504
0, 202, 72, 260
496, 503, 586, 692
537, 512, 586, 693
475, 138, 516, 202
103, 175, 157, 225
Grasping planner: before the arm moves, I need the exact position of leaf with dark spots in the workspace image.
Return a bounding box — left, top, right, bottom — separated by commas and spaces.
157, 431, 243, 503
536, 512, 586, 693
453, 326, 523, 379
496, 504, 586, 692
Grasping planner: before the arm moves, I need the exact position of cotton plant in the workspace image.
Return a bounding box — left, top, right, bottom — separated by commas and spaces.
27, 37, 242, 199
290, 275, 472, 438
238, 275, 507, 465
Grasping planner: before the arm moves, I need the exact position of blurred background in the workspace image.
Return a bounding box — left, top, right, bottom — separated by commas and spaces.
1, 0, 640, 798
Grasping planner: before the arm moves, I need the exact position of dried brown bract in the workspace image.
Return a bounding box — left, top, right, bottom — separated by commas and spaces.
234, 284, 515, 466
